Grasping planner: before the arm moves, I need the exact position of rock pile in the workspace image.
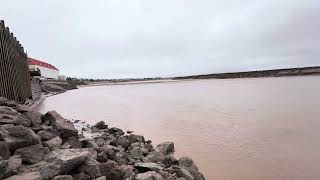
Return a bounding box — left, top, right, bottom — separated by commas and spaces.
0, 97, 205, 180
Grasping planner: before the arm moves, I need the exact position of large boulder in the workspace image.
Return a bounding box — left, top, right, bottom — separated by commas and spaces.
42, 111, 78, 138
0, 125, 40, 152
41, 148, 97, 179
2, 155, 22, 178
0, 160, 8, 179
14, 144, 44, 164
99, 160, 123, 180
135, 171, 164, 180
4, 171, 42, 180
0, 106, 19, 116
42, 136, 62, 150
38, 129, 59, 141
178, 157, 205, 180
107, 127, 124, 137
0, 114, 31, 127
72, 172, 90, 180
155, 142, 174, 155
24, 110, 43, 127
0, 142, 10, 159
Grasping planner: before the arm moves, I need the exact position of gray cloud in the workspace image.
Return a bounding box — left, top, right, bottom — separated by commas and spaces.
1, 0, 319, 78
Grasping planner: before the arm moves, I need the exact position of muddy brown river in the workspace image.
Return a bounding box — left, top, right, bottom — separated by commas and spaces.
36, 76, 320, 180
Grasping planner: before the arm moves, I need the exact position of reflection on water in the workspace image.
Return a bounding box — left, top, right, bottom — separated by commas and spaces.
36, 76, 320, 180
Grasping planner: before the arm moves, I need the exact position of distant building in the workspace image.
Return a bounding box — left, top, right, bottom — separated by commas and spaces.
58, 75, 66, 81
28, 57, 59, 79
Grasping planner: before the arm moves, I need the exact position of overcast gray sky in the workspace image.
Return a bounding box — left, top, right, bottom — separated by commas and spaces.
1, 0, 319, 78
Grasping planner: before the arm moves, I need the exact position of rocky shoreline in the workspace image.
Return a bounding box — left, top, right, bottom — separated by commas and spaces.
0, 97, 205, 180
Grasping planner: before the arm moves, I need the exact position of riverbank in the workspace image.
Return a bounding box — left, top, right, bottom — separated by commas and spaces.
0, 96, 205, 179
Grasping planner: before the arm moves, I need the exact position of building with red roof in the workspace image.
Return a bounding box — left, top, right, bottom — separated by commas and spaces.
28, 57, 59, 79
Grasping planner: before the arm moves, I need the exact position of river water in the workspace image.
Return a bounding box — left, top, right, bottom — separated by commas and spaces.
36, 76, 320, 180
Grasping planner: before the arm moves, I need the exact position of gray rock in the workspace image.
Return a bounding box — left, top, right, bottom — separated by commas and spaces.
24, 110, 43, 127
40, 162, 61, 180
4, 171, 42, 180
128, 134, 145, 144
64, 136, 82, 148
0, 160, 8, 179
178, 168, 194, 180
43, 148, 97, 178
0, 125, 40, 152
135, 171, 164, 180
24, 161, 48, 173
73, 172, 90, 180
144, 151, 165, 163
156, 142, 174, 155
178, 157, 205, 180
0, 142, 10, 159
52, 175, 73, 180
42, 111, 78, 138
93, 121, 108, 129
3, 155, 22, 178
108, 127, 124, 137
115, 152, 128, 165
134, 162, 164, 173
14, 144, 44, 164
42, 136, 62, 150
110, 135, 130, 149
119, 164, 135, 179
99, 160, 123, 180
96, 137, 105, 147
0, 114, 31, 127
0, 106, 18, 116
79, 158, 101, 179
83, 140, 99, 149
38, 129, 59, 141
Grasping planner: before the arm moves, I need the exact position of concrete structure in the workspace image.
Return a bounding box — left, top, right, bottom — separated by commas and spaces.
28, 57, 59, 79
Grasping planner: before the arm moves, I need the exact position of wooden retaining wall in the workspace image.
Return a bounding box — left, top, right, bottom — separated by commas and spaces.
0, 20, 32, 102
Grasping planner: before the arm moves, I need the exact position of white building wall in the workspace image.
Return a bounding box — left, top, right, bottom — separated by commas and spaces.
29, 65, 59, 79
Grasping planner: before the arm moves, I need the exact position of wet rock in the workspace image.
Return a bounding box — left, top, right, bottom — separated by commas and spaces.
156, 142, 174, 155
177, 168, 194, 180
78, 158, 101, 179
4, 171, 42, 180
42, 136, 62, 150
64, 136, 82, 148
73, 172, 90, 180
38, 129, 59, 141
128, 134, 145, 144
0, 142, 10, 159
42, 111, 78, 138
0, 125, 40, 152
93, 121, 108, 129
135, 171, 164, 180
23, 110, 43, 127
14, 144, 44, 164
108, 127, 124, 137
127, 130, 133, 134
178, 157, 205, 180
52, 175, 73, 180
135, 162, 164, 173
